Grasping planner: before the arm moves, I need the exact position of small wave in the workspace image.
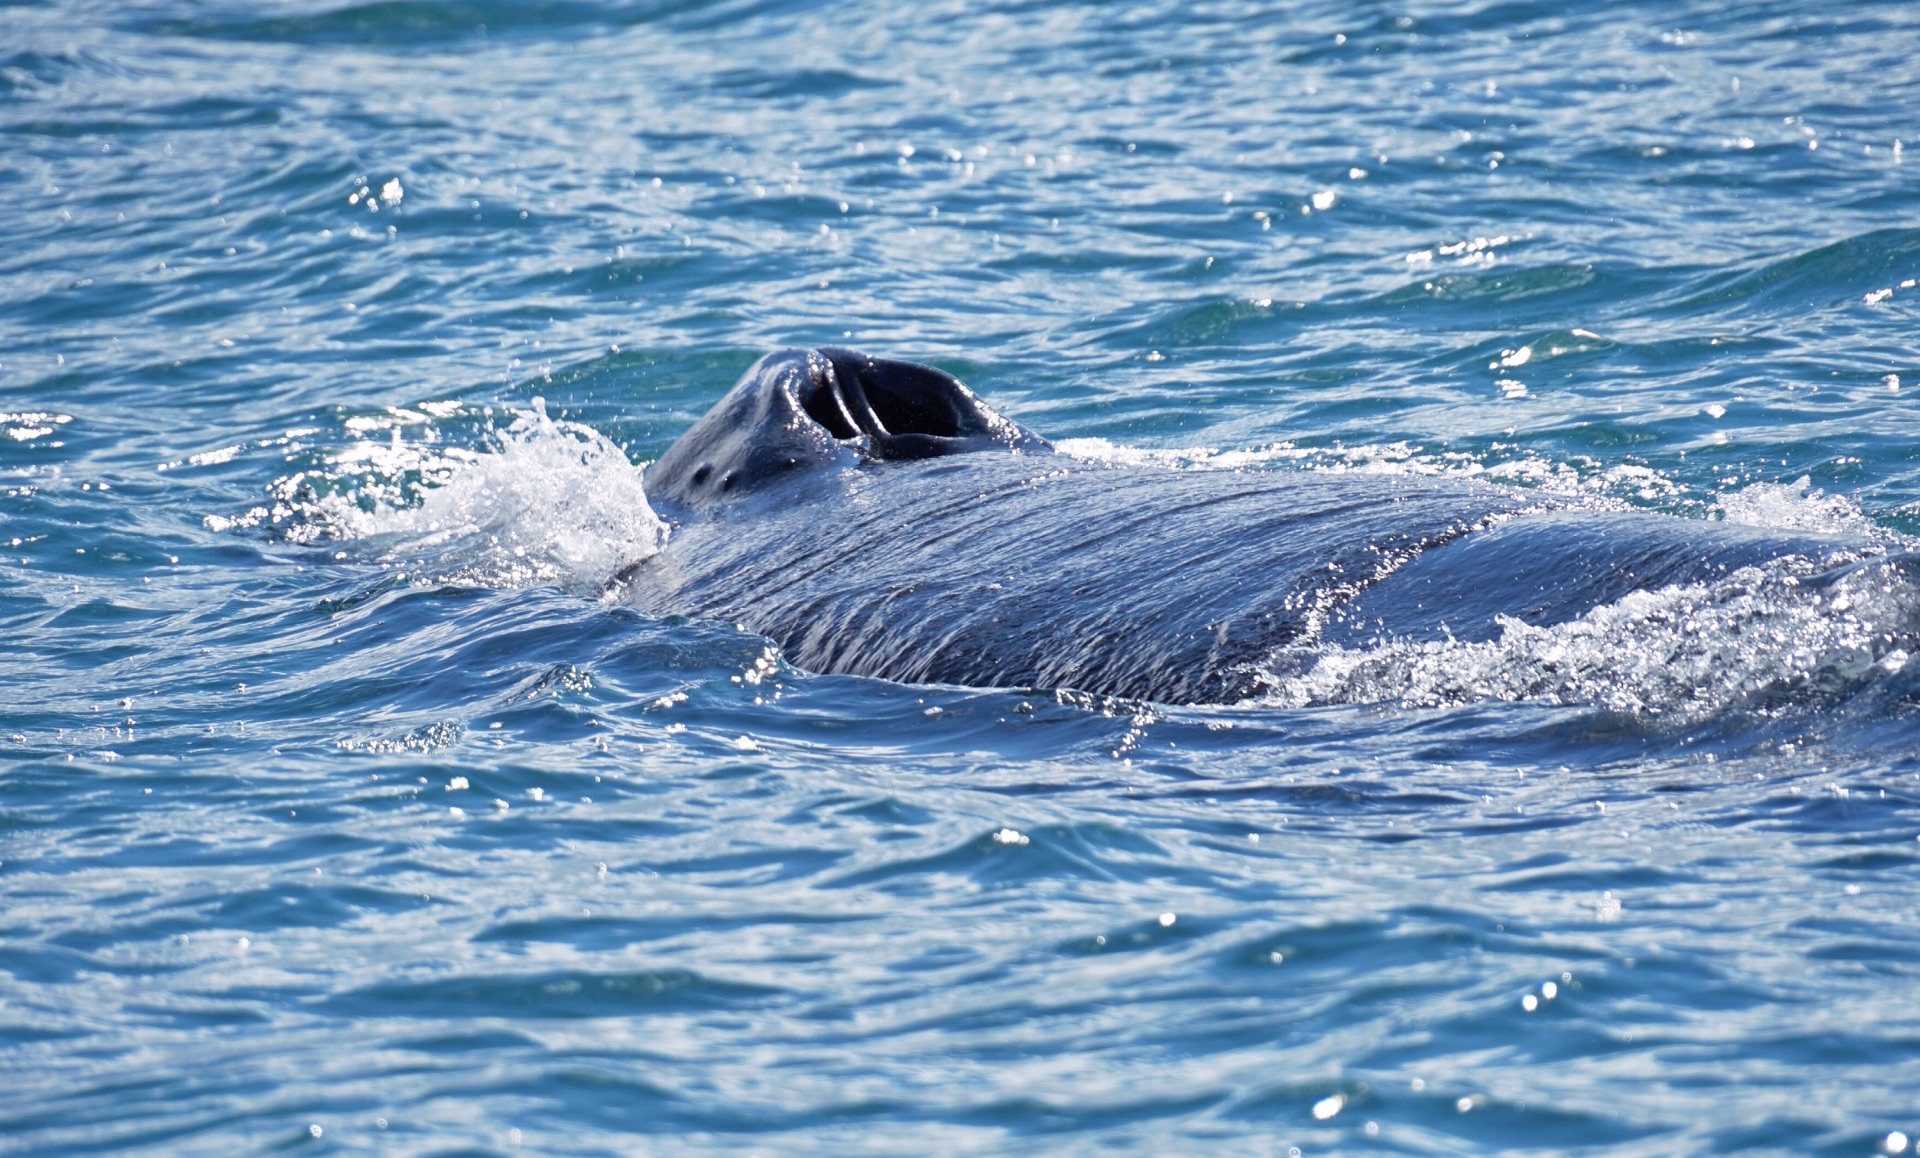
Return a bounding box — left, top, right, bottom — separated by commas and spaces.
137, 0, 647, 48
1674, 227, 1920, 314
1259, 555, 1920, 723
252, 401, 665, 595
1373, 262, 1599, 307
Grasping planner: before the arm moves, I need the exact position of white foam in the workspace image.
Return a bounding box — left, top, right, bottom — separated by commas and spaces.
1714, 475, 1882, 537
1257, 556, 1919, 722
1053, 436, 1440, 474
1055, 436, 1671, 505
267, 401, 665, 594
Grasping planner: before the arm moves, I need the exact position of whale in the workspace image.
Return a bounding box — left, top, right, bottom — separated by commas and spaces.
620, 347, 1889, 704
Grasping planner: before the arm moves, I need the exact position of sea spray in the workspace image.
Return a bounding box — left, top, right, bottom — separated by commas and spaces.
1260, 554, 1920, 722
253, 400, 666, 595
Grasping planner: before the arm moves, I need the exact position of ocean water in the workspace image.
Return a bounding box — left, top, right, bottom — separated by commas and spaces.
6, 0, 1920, 1152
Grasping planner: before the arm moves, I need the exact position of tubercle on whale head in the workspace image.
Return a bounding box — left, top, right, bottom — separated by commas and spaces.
645, 347, 1051, 514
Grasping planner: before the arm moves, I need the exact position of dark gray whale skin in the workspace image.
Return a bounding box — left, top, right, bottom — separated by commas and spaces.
624, 348, 1874, 704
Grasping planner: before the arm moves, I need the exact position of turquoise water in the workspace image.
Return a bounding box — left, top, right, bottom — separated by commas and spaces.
7, 1, 1920, 1152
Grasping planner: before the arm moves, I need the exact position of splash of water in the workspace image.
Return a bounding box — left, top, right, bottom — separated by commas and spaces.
1714, 474, 1884, 537
1259, 555, 1920, 722
270, 401, 666, 595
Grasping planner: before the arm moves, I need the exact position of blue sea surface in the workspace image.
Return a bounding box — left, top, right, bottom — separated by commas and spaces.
6, 1, 1920, 1152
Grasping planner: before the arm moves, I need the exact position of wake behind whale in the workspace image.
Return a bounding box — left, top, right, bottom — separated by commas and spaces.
616, 348, 1920, 707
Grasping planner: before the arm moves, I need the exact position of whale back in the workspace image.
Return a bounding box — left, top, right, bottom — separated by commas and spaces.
646, 347, 1048, 513
627, 453, 1538, 702
625, 350, 1877, 703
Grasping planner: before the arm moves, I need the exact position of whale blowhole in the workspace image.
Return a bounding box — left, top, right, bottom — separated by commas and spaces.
645, 347, 1048, 513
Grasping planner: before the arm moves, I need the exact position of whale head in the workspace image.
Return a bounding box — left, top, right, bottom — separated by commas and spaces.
646, 347, 1050, 513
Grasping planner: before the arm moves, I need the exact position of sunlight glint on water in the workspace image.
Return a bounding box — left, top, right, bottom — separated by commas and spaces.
4, 0, 1920, 1153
